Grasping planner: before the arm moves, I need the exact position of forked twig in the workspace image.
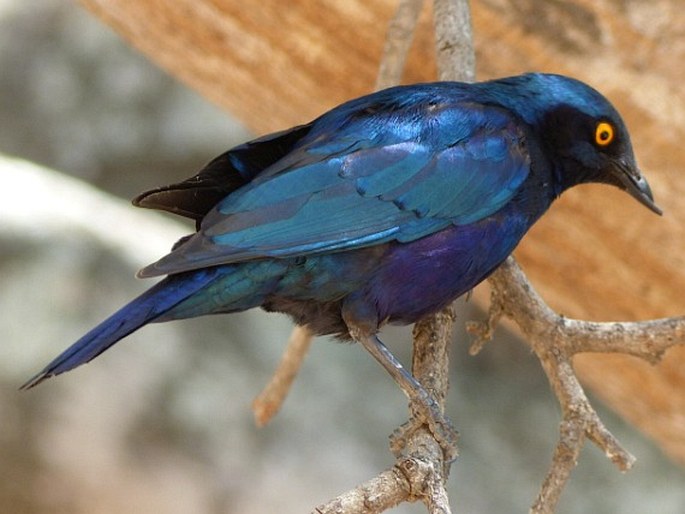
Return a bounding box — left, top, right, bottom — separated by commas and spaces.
467, 257, 685, 512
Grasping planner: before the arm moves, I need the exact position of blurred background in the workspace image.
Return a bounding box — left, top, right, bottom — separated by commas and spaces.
1, 1, 683, 513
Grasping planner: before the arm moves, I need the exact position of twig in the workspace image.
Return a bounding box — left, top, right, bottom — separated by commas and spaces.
382, 0, 476, 510
432, 0, 475, 82
313, 457, 447, 514
466, 257, 685, 512
469, 259, 685, 362
386, 307, 458, 513
314, 465, 409, 514
252, 325, 313, 427
375, 0, 425, 90
388, 2, 477, 509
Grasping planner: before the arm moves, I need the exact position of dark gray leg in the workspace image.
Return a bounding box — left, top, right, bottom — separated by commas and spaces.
352, 329, 458, 460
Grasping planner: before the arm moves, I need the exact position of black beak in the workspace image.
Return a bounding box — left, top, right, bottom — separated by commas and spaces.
614, 159, 663, 215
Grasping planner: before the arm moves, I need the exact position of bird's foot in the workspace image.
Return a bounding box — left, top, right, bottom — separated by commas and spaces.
346, 324, 459, 463
390, 397, 459, 463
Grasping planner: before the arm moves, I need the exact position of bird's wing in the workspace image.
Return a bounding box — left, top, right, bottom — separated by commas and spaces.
132, 123, 313, 222
139, 100, 531, 277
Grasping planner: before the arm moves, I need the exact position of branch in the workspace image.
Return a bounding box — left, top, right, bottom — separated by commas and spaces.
252, 325, 313, 427
375, 0, 425, 90
314, 457, 448, 514
432, 0, 475, 82
386, 2, 476, 509
466, 257, 685, 513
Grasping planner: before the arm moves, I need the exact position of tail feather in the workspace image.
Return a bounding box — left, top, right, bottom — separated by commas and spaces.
21, 267, 224, 389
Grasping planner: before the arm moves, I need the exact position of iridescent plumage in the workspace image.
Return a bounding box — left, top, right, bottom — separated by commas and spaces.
23, 73, 660, 389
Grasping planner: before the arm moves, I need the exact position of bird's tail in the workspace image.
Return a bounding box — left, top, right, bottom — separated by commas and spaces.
20, 267, 227, 389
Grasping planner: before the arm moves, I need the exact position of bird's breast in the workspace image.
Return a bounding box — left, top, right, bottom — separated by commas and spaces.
364, 211, 533, 325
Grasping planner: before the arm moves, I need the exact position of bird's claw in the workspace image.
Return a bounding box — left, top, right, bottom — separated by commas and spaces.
348, 331, 459, 462
390, 397, 459, 463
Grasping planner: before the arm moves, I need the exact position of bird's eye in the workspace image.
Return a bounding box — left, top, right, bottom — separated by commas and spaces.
594, 121, 614, 147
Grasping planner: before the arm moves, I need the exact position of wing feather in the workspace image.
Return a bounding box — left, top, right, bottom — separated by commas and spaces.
139, 100, 530, 278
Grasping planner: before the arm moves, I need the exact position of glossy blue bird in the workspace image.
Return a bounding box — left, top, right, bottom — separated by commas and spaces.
22, 73, 660, 434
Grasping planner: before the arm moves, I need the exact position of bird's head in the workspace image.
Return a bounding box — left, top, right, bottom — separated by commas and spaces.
526, 74, 662, 215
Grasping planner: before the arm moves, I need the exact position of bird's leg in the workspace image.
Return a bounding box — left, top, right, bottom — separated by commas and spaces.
350, 327, 458, 459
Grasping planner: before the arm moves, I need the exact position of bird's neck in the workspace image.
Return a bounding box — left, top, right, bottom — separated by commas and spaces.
523, 133, 565, 204
551, 159, 598, 197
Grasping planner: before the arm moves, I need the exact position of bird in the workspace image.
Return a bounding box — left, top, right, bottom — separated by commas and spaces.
22, 73, 661, 440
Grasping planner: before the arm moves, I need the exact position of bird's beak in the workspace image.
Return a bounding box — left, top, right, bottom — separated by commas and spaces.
613, 159, 663, 215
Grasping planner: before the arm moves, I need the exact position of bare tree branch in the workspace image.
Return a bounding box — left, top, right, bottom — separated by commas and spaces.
252, 325, 313, 427
375, 0, 425, 90
466, 257, 685, 512
313, 466, 409, 514
385, 3, 478, 510
432, 0, 475, 82
313, 456, 451, 514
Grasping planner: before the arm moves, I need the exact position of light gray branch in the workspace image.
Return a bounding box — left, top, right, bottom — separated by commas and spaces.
475, 258, 685, 364
313, 465, 409, 514
376, 0, 425, 90
466, 257, 685, 513
313, 457, 451, 514
432, 0, 475, 82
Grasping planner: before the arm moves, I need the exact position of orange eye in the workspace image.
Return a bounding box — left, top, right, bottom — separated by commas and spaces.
595, 121, 614, 146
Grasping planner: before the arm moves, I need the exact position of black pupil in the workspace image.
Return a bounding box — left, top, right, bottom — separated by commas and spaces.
599, 130, 610, 141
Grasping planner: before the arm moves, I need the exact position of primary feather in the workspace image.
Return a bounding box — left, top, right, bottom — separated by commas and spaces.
139, 92, 530, 277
